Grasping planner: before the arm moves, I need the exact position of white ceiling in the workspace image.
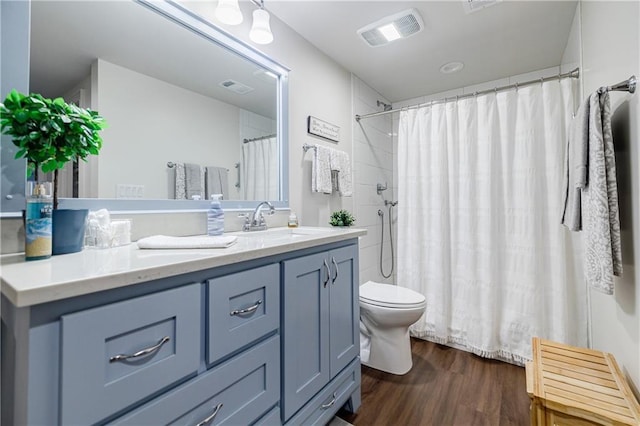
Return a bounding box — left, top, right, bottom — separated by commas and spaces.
268, 0, 578, 102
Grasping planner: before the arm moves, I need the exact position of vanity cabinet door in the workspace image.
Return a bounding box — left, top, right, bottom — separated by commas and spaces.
282, 251, 331, 421
328, 245, 359, 378
59, 283, 201, 425
281, 244, 360, 422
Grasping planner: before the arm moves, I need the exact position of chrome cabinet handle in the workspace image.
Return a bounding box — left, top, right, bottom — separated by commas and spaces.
323, 259, 331, 288
109, 336, 170, 363
321, 392, 337, 409
331, 257, 338, 284
195, 402, 223, 426
230, 299, 262, 316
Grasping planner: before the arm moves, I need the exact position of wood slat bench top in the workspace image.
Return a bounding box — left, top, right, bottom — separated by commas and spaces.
528, 337, 640, 425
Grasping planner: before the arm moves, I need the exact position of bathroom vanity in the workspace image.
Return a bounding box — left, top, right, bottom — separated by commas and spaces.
0, 227, 365, 425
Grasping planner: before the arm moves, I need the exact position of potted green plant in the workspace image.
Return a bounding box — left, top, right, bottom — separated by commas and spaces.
0, 89, 107, 255
329, 209, 356, 227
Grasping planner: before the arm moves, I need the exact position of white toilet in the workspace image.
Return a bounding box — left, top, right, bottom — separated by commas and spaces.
359, 281, 426, 375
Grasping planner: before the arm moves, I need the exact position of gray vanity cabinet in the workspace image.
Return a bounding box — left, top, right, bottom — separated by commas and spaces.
1, 237, 362, 425
281, 244, 360, 423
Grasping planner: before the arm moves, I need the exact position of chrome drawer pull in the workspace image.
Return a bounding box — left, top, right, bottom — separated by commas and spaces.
323, 259, 331, 288
321, 392, 337, 409
195, 402, 223, 426
331, 257, 339, 284
109, 336, 170, 363
230, 299, 262, 316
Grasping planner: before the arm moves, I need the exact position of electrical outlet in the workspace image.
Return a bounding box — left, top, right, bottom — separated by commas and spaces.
133, 185, 144, 198
116, 184, 144, 199
116, 184, 128, 199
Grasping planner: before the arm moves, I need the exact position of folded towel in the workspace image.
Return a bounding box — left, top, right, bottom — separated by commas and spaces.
581, 88, 622, 294
561, 96, 590, 231
312, 145, 332, 194
185, 163, 205, 200
205, 166, 229, 200
173, 163, 186, 200
329, 148, 353, 197
137, 235, 237, 249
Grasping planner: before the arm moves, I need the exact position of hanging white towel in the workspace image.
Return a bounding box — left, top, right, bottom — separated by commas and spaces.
312, 145, 333, 194
582, 88, 622, 294
329, 148, 353, 197
137, 235, 237, 249
185, 163, 205, 200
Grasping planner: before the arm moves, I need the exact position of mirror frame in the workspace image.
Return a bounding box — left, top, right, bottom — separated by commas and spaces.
2, 0, 289, 215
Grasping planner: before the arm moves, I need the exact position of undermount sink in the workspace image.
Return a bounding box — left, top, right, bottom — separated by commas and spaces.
237, 227, 334, 240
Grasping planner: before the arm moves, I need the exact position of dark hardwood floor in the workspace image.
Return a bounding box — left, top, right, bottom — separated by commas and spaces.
338, 338, 530, 426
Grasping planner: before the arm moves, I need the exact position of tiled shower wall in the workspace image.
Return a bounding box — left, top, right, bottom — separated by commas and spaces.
352, 76, 396, 285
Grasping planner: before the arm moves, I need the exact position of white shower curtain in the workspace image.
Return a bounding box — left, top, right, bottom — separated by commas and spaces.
242, 137, 279, 200
397, 79, 586, 363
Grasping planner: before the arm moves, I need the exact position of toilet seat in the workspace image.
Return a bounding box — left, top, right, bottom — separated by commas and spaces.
359, 281, 425, 309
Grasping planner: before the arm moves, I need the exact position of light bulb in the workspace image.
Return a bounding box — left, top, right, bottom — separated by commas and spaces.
215, 0, 243, 25
250, 8, 273, 44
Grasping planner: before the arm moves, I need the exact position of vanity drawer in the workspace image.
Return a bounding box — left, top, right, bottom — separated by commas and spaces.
60, 283, 201, 425
110, 335, 280, 425
253, 407, 282, 426
285, 358, 360, 426
207, 263, 279, 364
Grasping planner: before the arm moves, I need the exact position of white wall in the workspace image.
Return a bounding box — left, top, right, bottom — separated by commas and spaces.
579, 0, 640, 392
95, 59, 241, 199
352, 77, 395, 285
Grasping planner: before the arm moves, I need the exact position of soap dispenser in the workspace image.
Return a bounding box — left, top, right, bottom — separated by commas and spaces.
207, 194, 224, 236
287, 212, 299, 228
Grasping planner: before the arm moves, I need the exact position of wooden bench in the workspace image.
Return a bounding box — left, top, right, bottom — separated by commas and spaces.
526, 337, 640, 425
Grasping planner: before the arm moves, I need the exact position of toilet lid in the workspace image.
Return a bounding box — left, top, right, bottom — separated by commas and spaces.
359, 281, 425, 308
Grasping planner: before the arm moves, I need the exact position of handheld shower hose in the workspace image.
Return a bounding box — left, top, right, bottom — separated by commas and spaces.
378, 200, 397, 279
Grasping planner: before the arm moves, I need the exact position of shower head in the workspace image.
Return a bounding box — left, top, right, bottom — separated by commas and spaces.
377, 100, 392, 111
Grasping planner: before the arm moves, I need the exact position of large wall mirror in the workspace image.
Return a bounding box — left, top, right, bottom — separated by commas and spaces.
1, 0, 289, 213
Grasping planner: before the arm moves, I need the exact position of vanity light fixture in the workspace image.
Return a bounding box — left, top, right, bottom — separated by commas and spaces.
215, 0, 274, 45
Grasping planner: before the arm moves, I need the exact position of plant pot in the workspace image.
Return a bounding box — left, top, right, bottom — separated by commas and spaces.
52, 209, 89, 255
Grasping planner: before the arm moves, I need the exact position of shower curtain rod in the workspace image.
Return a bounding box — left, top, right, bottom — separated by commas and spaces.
356, 67, 583, 122
243, 134, 276, 143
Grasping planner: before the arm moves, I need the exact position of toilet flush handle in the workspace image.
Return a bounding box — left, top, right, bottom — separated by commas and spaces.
331, 257, 339, 284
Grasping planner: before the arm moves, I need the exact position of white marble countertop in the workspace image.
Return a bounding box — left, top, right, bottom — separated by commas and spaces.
1, 226, 366, 308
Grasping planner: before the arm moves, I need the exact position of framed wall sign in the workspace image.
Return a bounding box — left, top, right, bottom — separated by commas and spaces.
307, 116, 340, 143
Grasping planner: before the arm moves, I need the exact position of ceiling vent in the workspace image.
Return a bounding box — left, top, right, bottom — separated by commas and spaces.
357, 9, 424, 48
219, 79, 254, 95
462, 0, 501, 14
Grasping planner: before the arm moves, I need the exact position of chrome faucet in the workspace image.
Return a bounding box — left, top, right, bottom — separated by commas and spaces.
242, 201, 275, 231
